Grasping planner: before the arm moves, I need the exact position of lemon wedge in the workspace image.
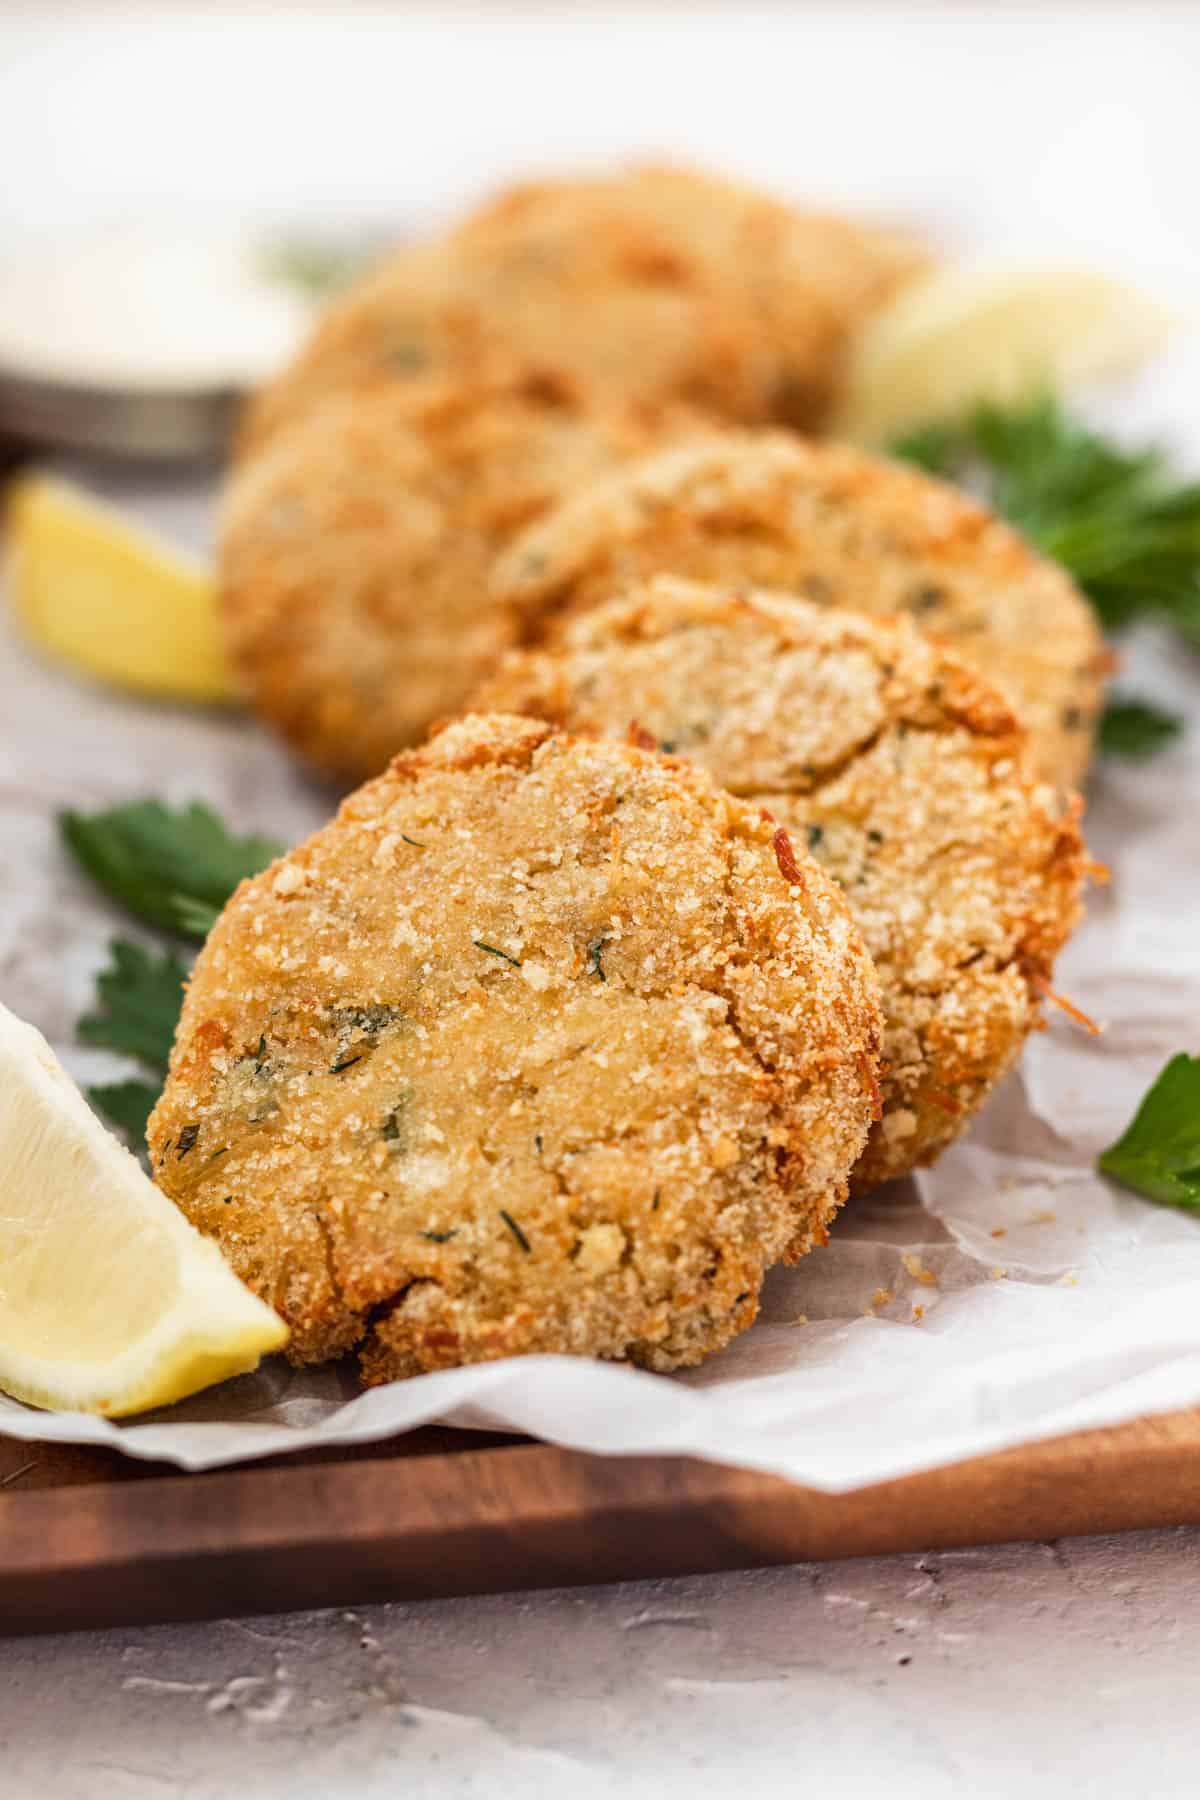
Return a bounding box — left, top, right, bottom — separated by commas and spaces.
5, 474, 238, 704
0, 1001, 287, 1416
834, 264, 1173, 445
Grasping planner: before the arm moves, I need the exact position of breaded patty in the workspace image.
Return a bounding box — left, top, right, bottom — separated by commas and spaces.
220, 371, 693, 781
476, 580, 1087, 1187
492, 433, 1107, 787
237, 163, 924, 459
148, 714, 883, 1381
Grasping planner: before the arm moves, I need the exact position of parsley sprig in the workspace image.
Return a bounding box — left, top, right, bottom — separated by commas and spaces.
78, 938, 187, 1070
893, 395, 1200, 641
1097, 697, 1183, 760
259, 236, 373, 300
893, 395, 1200, 758
63, 799, 283, 1142
80, 941, 187, 1142
1098, 1055, 1200, 1211
61, 799, 283, 941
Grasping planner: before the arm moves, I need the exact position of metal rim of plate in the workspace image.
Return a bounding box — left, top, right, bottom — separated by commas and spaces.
0, 364, 243, 462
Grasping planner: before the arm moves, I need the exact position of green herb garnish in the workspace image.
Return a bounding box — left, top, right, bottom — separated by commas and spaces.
259, 236, 372, 300
176, 1123, 200, 1159
587, 937, 607, 981
1098, 697, 1184, 760
77, 938, 187, 1071
61, 799, 283, 941
892, 394, 1200, 758
87, 1079, 162, 1143
1098, 1054, 1200, 1210
474, 940, 521, 967
893, 395, 1200, 645
499, 1209, 531, 1252
66, 800, 283, 1145
420, 1229, 458, 1244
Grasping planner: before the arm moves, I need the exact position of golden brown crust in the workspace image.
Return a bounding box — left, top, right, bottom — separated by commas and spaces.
237, 163, 926, 459
219, 372, 695, 782
148, 714, 882, 1380
475, 579, 1088, 1186
492, 432, 1107, 788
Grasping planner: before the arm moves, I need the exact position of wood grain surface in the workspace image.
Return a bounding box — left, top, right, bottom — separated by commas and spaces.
4, 1408, 1200, 1637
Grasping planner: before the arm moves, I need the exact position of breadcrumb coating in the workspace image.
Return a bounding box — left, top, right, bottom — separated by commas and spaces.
237, 163, 925, 458
219, 372, 693, 780
476, 580, 1088, 1186
148, 715, 883, 1380
492, 432, 1107, 787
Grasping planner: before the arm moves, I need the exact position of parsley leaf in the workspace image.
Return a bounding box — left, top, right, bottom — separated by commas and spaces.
78, 940, 187, 1147
1098, 1054, 1200, 1210
87, 1079, 162, 1144
61, 799, 283, 940
77, 938, 187, 1071
1098, 697, 1184, 760
892, 394, 1200, 646
888, 419, 962, 478
65, 799, 284, 1146
259, 236, 372, 300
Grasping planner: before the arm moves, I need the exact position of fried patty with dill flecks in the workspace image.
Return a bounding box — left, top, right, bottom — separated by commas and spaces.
148, 713, 883, 1380
476, 580, 1088, 1186
491, 432, 1107, 788
236, 163, 925, 460
220, 369, 696, 782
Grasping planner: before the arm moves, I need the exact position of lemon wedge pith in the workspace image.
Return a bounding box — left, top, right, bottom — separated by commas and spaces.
834, 264, 1173, 445
6, 475, 238, 705
0, 1002, 287, 1417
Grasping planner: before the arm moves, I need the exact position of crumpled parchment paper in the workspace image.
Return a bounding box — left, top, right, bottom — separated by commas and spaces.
1, 389, 1198, 1492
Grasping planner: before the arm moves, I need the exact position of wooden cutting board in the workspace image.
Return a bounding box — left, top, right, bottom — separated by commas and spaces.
4, 1407, 1200, 1637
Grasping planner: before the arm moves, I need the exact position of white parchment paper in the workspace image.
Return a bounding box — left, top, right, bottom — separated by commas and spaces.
1, 384, 1198, 1493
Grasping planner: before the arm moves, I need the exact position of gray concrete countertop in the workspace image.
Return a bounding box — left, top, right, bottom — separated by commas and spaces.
4, 1529, 1197, 1797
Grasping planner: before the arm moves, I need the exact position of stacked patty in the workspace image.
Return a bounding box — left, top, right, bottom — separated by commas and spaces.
220, 368, 697, 779
168, 157, 1096, 1383
493, 434, 1106, 789
239, 163, 924, 459
477, 579, 1087, 1186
